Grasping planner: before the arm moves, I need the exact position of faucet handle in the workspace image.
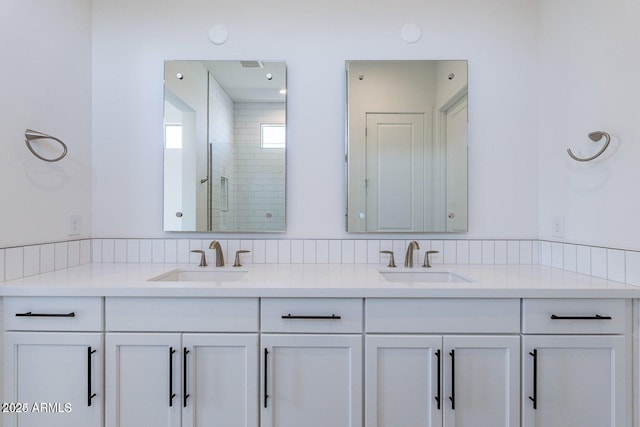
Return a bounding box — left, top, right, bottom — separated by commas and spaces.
380, 250, 396, 268
234, 250, 250, 267
190, 250, 207, 267
422, 250, 440, 268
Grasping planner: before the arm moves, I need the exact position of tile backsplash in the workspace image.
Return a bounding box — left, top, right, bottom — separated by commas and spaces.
89, 239, 540, 266
0, 240, 92, 282
0, 238, 638, 287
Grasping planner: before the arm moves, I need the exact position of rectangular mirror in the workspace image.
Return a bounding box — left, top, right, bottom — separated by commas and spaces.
163, 60, 286, 232
345, 60, 468, 233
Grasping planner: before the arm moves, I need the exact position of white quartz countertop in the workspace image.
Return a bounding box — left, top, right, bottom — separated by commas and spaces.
1, 263, 639, 298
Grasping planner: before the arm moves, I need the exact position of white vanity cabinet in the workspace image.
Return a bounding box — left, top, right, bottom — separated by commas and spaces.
105, 332, 181, 427
260, 298, 363, 427
365, 298, 521, 427
2, 297, 104, 427
1, 286, 637, 427
104, 297, 259, 427
521, 299, 629, 427
365, 335, 442, 427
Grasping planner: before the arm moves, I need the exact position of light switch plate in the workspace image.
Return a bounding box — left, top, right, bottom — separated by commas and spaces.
69, 215, 82, 236
551, 216, 565, 238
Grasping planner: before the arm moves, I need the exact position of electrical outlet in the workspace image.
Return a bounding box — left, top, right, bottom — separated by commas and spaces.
69, 215, 82, 236
551, 216, 565, 238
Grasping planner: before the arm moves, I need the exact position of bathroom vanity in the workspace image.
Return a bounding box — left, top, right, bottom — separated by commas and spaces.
1, 263, 637, 427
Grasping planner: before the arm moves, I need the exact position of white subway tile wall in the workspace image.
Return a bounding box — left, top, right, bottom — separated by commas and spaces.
316, 240, 329, 264
531, 241, 540, 264
1, 240, 94, 282
607, 249, 626, 283
304, 240, 318, 264
576, 245, 591, 275
232, 102, 286, 231
115, 239, 128, 263
469, 241, 482, 264
591, 247, 608, 279
457, 240, 470, 264
23, 245, 40, 277
482, 241, 495, 265
563, 244, 577, 272
0, 239, 639, 287
40, 244, 55, 273
494, 241, 507, 264
6, 247, 24, 281
626, 251, 640, 286
69, 240, 81, 267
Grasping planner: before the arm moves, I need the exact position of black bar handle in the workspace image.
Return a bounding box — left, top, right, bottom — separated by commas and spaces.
550, 314, 612, 320
449, 349, 455, 410
264, 348, 269, 408
183, 348, 190, 408
169, 347, 176, 407
87, 347, 97, 407
16, 311, 75, 317
528, 349, 537, 409
281, 314, 341, 320
434, 349, 441, 410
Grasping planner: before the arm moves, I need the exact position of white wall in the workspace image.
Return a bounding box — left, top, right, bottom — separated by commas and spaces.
0, 0, 92, 247
3, 0, 637, 259
91, 0, 540, 240
538, 0, 640, 251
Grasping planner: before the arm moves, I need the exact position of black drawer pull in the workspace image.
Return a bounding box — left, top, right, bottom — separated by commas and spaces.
281, 314, 342, 320
87, 347, 97, 407
183, 348, 190, 408
449, 349, 455, 410
550, 314, 612, 320
15, 311, 76, 318
169, 347, 176, 407
264, 348, 269, 408
434, 349, 441, 410
528, 349, 537, 410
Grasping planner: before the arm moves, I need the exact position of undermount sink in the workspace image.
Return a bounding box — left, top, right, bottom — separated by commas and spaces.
378, 270, 472, 283
149, 268, 248, 282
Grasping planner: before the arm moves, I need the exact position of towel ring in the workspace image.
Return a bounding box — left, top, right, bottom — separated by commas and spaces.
567, 131, 610, 162
24, 129, 68, 162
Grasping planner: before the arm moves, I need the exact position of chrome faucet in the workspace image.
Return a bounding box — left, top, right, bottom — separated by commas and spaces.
208, 240, 225, 267
404, 241, 420, 267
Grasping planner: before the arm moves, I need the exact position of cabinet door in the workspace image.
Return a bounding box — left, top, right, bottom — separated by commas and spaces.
3, 332, 102, 427
182, 334, 258, 427
105, 333, 181, 427
443, 335, 520, 427
261, 334, 362, 427
522, 335, 626, 427
366, 335, 443, 427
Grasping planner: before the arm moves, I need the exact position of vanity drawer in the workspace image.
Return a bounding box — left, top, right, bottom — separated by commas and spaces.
261, 298, 363, 333
4, 297, 103, 331
522, 299, 626, 334
105, 297, 259, 332
366, 298, 520, 333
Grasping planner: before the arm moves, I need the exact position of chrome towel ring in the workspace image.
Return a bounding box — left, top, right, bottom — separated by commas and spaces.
567, 131, 611, 162
24, 129, 68, 162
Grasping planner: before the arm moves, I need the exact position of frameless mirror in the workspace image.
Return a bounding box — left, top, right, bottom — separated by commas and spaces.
346, 60, 468, 233
163, 60, 286, 232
